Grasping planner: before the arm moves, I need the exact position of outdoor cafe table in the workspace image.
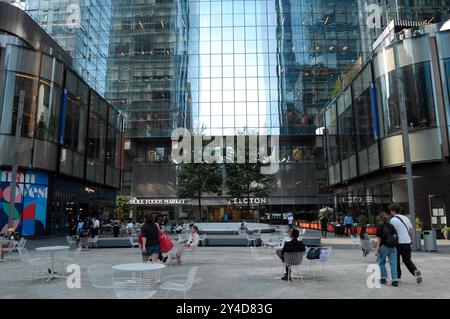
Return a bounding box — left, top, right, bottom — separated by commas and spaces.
35, 245, 70, 282
112, 263, 166, 283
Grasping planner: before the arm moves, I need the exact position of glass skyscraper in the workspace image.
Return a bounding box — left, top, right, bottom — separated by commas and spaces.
15, 0, 111, 96
106, 0, 364, 220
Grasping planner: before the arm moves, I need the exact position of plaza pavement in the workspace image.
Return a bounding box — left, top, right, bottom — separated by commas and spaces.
1, 235, 450, 299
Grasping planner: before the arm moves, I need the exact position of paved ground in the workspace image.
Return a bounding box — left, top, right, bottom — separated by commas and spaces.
1, 235, 450, 299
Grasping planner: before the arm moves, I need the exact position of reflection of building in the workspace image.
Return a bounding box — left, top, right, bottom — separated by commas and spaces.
17, 0, 111, 96
0, 3, 123, 236
357, 0, 450, 60
323, 22, 450, 228
109, 0, 365, 222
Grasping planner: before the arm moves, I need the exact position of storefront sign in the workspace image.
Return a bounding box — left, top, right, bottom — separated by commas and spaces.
129, 198, 188, 205
341, 196, 373, 203
228, 198, 267, 205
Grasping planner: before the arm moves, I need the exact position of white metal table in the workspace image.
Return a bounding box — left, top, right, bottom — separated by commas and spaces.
112, 262, 166, 272
113, 263, 166, 285
35, 245, 70, 282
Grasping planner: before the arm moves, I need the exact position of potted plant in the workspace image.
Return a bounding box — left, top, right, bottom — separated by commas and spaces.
441, 227, 450, 240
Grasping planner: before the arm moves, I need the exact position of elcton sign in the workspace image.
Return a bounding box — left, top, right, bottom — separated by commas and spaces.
228, 198, 267, 205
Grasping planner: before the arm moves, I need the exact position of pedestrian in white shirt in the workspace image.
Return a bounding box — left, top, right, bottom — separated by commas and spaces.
287, 214, 294, 228
93, 218, 100, 237
389, 204, 422, 284
126, 220, 134, 235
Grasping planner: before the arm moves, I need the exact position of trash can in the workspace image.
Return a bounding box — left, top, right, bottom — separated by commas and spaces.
423, 230, 437, 252
414, 233, 422, 251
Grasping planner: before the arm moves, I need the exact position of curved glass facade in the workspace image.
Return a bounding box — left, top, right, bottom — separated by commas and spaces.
22, 0, 111, 96
324, 26, 449, 186
0, 37, 122, 188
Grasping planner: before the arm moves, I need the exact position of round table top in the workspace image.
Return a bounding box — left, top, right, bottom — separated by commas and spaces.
35, 245, 70, 251
112, 263, 166, 271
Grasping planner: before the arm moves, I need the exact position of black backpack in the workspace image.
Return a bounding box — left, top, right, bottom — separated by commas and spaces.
306, 247, 321, 260
382, 223, 398, 248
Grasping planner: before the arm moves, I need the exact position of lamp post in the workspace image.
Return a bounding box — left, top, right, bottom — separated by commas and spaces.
397, 73, 418, 251
8, 90, 25, 228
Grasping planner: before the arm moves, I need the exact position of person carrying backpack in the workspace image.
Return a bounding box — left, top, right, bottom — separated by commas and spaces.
375, 212, 399, 287
389, 204, 422, 284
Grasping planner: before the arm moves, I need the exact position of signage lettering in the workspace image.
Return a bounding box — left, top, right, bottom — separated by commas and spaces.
228, 198, 267, 205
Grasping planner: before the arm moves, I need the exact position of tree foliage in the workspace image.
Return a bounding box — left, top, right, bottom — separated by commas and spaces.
177, 163, 223, 220
116, 195, 132, 219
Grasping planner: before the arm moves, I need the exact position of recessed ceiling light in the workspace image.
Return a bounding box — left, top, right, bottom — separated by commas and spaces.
343, 46, 348, 50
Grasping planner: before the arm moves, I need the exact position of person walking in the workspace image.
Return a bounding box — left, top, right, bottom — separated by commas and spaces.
375, 212, 399, 287
275, 228, 306, 281
389, 204, 422, 284
141, 213, 160, 263
343, 213, 354, 237
76, 219, 84, 237
287, 214, 294, 228
93, 217, 100, 237
320, 215, 329, 238
113, 215, 121, 237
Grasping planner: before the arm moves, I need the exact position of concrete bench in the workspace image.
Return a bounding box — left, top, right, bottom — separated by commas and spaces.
203, 235, 262, 246
96, 237, 136, 248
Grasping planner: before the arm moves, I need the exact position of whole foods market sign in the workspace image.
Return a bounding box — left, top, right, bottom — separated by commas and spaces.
129, 198, 189, 205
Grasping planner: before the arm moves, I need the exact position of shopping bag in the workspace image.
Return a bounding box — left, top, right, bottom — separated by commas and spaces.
159, 232, 174, 253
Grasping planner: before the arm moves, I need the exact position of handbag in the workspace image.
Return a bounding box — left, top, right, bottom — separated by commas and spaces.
306, 247, 321, 260
159, 231, 174, 253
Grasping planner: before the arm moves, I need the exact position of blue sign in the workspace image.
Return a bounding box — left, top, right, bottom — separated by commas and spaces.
58, 88, 68, 145
370, 82, 380, 140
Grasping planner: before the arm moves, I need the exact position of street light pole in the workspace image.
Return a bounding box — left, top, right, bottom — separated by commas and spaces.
8, 90, 25, 228
398, 75, 418, 251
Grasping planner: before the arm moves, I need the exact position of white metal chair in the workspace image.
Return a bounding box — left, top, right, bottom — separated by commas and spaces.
88, 236, 100, 249
182, 242, 197, 263
1, 240, 18, 261
159, 266, 198, 299
245, 234, 258, 247
129, 236, 140, 248
250, 246, 274, 274
112, 281, 157, 299
67, 236, 77, 248
309, 246, 332, 278
88, 264, 114, 289
18, 247, 50, 281
198, 234, 207, 247
283, 252, 305, 284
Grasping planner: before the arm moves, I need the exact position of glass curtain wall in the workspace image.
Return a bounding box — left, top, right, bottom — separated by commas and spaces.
60, 70, 89, 178
352, 63, 379, 174
23, 0, 111, 96
337, 88, 357, 181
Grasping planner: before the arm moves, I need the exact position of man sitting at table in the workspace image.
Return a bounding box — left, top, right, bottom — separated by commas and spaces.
276, 228, 306, 281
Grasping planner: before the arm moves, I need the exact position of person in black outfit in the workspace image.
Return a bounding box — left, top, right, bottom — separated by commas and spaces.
276, 228, 306, 281
320, 216, 329, 238
141, 213, 161, 263
113, 215, 121, 238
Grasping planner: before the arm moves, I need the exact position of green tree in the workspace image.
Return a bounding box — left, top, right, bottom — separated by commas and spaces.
116, 195, 132, 219
177, 163, 223, 221
225, 130, 273, 221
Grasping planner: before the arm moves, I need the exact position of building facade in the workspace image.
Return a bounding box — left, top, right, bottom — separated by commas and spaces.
0, 2, 123, 236
106, 0, 365, 222
323, 21, 450, 230
11, 0, 111, 96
